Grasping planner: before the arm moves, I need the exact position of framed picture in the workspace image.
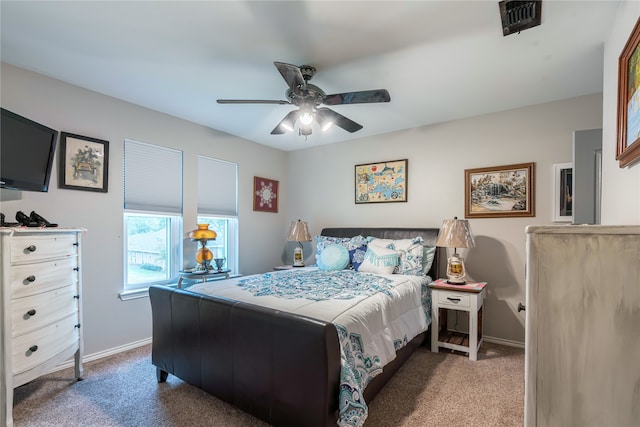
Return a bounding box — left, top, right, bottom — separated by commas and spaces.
253, 176, 278, 213
355, 159, 407, 204
553, 163, 573, 222
59, 132, 109, 192
465, 162, 535, 218
616, 18, 640, 168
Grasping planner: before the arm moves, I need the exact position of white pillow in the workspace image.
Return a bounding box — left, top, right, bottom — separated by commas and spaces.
358, 245, 399, 274
368, 236, 424, 275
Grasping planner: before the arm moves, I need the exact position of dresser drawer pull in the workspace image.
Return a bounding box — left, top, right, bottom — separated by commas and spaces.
73, 267, 80, 272
26, 245, 37, 252
26, 309, 36, 316
26, 275, 36, 283
29, 345, 38, 353
446, 297, 461, 303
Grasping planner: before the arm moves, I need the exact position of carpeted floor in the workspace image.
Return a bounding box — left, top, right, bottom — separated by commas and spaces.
12, 342, 524, 426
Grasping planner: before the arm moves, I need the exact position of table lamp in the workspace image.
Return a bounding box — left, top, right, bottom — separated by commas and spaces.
287, 220, 311, 267
188, 224, 217, 272
435, 216, 475, 284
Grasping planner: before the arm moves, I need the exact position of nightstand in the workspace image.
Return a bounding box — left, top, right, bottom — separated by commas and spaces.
429, 279, 487, 361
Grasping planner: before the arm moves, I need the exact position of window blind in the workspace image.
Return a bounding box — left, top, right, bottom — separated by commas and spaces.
124, 139, 183, 213
197, 156, 237, 216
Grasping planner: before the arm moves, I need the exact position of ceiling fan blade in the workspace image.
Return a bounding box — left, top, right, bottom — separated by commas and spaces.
317, 107, 363, 133
322, 89, 391, 105
217, 99, 290, 105
274, 62, 306, 93
271, 110, 299, 135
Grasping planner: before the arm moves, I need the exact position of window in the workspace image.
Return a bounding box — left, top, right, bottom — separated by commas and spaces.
124, 212, 181, 286
122, 139, 183, 299
197, 156, 238, 273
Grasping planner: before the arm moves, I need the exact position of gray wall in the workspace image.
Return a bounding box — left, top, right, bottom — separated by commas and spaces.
601, 0, 640, 224
287, 94, 603, 345
2, 0, 638, 355
1, 63, 289, 357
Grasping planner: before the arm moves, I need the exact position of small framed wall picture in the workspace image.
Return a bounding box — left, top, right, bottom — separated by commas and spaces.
253, 176, 278, 213
59, 132, 109, 192
553, 163, 573, 222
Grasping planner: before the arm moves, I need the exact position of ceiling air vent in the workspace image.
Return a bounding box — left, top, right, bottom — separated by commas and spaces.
499, 0, 542, 36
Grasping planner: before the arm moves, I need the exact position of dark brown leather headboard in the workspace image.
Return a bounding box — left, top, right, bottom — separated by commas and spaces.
320, 227, 441, 280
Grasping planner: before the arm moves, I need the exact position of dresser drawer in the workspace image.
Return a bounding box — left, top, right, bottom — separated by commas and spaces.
11, 285, 78, 337
12, 312, 80, 375
10, 233, 78, 264
437, 291, 471, 308
10, 257, 78, 299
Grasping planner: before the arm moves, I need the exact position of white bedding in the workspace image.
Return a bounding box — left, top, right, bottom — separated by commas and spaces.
188, 267, 432, 427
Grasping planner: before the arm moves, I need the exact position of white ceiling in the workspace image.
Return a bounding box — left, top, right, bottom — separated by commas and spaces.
0, 1, 620, 152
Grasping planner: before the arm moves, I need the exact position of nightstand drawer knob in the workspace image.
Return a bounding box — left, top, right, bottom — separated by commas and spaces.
29, 345, 38, 353
518, 303, 526, 312
447, 297, 461, 303
27, 309, 36, 316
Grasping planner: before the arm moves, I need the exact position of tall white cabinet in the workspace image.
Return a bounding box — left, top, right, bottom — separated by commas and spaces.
525, 225, 640, 427
1, 228, 84, 427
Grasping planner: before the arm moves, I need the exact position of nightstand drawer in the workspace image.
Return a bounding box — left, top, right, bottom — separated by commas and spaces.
437, 291, 471, 308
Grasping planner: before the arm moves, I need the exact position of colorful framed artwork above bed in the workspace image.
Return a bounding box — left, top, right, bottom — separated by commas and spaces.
354, 158, 407, 204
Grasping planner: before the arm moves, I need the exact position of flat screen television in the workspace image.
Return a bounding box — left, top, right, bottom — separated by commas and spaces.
1, 108, 58, 192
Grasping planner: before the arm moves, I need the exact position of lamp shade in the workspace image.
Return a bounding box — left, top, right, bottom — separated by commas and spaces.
435, 217, 475, 249
287, 220, 311, 242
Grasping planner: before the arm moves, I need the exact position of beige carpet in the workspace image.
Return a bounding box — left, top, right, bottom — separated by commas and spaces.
12, 342, 524, 426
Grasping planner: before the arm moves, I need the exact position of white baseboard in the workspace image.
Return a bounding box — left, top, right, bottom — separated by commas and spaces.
484, 335, 524, 349
48, 337, 152, 374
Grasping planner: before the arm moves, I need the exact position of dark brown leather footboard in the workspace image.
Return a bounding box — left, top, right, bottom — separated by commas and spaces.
150, 227, 440, 426
150, 285, 342, 426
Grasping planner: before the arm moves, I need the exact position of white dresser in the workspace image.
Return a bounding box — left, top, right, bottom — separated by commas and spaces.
525, 225, 640, 427
1, 228, 84, 427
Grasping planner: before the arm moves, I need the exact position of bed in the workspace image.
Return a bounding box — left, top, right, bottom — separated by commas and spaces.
149, 227, 440, 427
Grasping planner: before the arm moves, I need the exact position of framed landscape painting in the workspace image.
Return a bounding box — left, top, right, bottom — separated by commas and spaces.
355, 159, 407, 204
465, 162, 535, 218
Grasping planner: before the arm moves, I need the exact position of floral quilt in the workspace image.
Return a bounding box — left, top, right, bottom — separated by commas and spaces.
188, 268, 432, 427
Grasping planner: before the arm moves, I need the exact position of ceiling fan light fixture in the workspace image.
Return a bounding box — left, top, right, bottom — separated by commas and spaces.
299, 111, 313, 126
281, 122, 294, 132
315, 110, 333, 132
299, 125, 312, 137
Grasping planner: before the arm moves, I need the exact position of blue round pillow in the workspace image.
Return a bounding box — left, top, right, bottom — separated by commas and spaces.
318, 244, 349, 271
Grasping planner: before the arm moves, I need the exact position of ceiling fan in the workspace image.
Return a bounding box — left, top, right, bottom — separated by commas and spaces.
217, 62, 391, 137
